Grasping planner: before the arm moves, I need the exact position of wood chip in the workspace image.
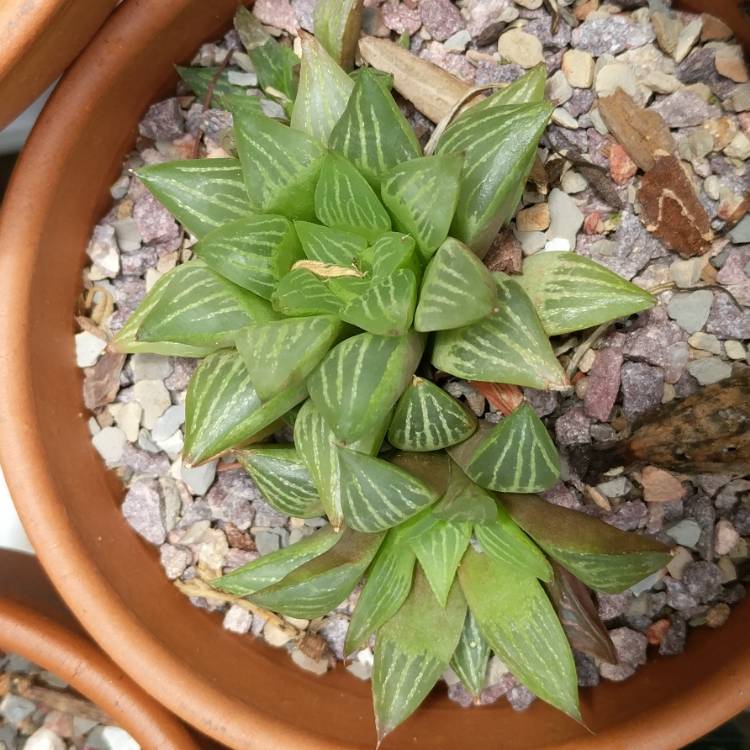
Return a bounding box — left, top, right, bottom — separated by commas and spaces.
598, 89, 675, 172
637, 152, 714, 258
83, 351, 126, 411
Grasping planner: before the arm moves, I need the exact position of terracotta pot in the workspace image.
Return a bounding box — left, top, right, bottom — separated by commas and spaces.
0, 1, 748, 749
0, 0, 118, 130
0, 549, 202, 749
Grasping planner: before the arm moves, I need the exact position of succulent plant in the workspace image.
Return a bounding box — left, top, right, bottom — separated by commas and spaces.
113, 10, 670, 740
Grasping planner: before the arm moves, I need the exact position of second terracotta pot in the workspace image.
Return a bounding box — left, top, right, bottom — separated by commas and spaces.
1, 1, 749, 749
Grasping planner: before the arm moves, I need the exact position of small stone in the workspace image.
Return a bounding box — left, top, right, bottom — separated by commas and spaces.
252, 0, 298, 35
714, 519, 740, 556
666, 518, 702, 548
547, 188, 584, 250
159, 543, 192, 579
444, 28, 472, 51
651, 11, 681, 56
179, 459, 217, 496
597, 476, 631, 498
23, 728, 65, 750
673, 17, 703, 64
516, 203, 550, 232
561, 169, 587, 193
255, 530, 281, 555
263, 620, 294, 647
658, 616, 687, 655
420, 0, 464, 42
506, 682, 536, 711
584, 346, 623, 422
718, 557, 738, 582
131, 353, 173, 381
551, 108, 579, 129
705, 602, 731, 628
682, 560, 723, 601
729, 215, 750, 244
86, 726, 139, 750
133, 191, 181, 247
86, 224, 120, 278
649, 90, 721, 128
667, 290, 714, 333
688, 332, 722, 354
133, 379, 171, 428
562, 49, 595, 89
725, 340, 746, 359
667, 546, 693, 578
151, 403, 185, 442
109, 401, 142, 442
381, 3, 421, 35
620, 361, 664, 420
0, 694, 36, 726
701, 13, 732, 42
75, 331, 107, 367
595, 63, 638, 99
642, 70, 682, 94
114, 217, 142, 252
724, 132, 750, 160
498, 29, 544, 69
599, 628, 647, 681
92, 426, 127, 466
545, 70, 573, 106
670, 255, 708, 288
715, 44, 749, 83
139, 98, 185, 141
729, 83, 750, 112
555, 406, 591, 446
705, 294, 750, 339
609, 143, 637, 185
291, 648, 330, 675
572, 16, 650, 57
686, 357, 732, 385
464, 0, 517, 45
640, 466, 686, 503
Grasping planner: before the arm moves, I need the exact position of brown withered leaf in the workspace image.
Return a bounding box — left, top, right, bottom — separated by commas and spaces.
469, 381, 523, 416
637, 152, 714, 257
546, 561, 617, 664
483, 228, 523, 275
83, 351, 126, 411
598, 89, 675, 172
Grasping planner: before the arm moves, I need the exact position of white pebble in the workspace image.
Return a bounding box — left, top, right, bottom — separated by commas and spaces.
133, 379, 171, 428
291, 648, 329, 675
75, 331, 107, 367
109, 402, 143, 442
22, 728, 65, 750
92, 426, 127, 466
179, 458, 217, 495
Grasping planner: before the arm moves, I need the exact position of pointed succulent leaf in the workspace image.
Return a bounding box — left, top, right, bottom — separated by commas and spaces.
175, 66, 248, 107
345, 530, 416, 654
373, 569, 466, 741
410, 518, 471, 606
220, 93, 268, 121
450, 610, 491, 699
358, 232, 421, 280
110, 267, 217, 357
474, 503, 552, 581
194, 214, 303, 299
249, 527, 384, 618
502, 493, 673, 593
387, 452, 452, 498
337, 447, 440, 532
136, 261, 276, 349
339, 269, 417, 337
448, 404, 560, 493
433, 463, 498, 523
294, 221, 366, 265
471, 65, 546, 114
329, 68, 421, 189
432, 274, 568, 390
314, 152, 391, 242
236, 445, 324, 518
459, 548, 581, 720
213, 525, 340, 596
388, 376, 477, 452
183, 349, 307, 465
137, 159, 254, 239
249, 39, 299, 106
235, 315, 342, 400
291, 34, 355, 144
380, 154, 463, 260
307, 330, 425, 443
414, 238, 497, 332
546, 561, 618, 664
234, 6, 271, 51
438, 102, 553, 256
271, 268, 342, 316
313, 0, 363, 70
518, 252, 655, 336
233, 109, 325, 220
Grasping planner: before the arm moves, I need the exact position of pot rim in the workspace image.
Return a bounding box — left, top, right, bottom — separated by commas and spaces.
1, 1, 750, 748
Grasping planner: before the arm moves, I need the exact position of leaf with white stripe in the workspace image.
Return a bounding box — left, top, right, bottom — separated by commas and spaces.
450, 610, 491, 699
212, 525, 340, 596
176, 66, 249, 107
388, 376, 477, 452
329, 67, 421, 190
337, 447, 440, 532
137, 261, 277, 349
358, 232, 421, 280
294, 221, 366, 265
415, 238, 497, 332
307, 329, 425, 443
249, 39, 299, 108
432, 274, 568, 390
233, 108, 324, 220
314, 0, 363, 69
271, 268, 342, 316
293, 399, 388, 529
249, 526, 384, 618
387, 452, 452, 498
502, 493, 673, 594
518, 251, 655, 336
110, 267, 216, 357
235, 314, 342, 400
339, 269, 417, 336
314, 152, 391, 242
410, 518, 471, 606
448, 404, 560, 493
474, 503, 552, 581
291, 34, 354, 144
459, 548, 581, 721
437, 102, 553, 257
432, 462, 498, 523
345, 528, 416, 654
236, 445, 324, 518
381, 154, 463, 260
137, 159, 254, 239
373, 568, 466, 742
194, 214, 303, 299
470, 65, 546, 115
183, 349, 307, 465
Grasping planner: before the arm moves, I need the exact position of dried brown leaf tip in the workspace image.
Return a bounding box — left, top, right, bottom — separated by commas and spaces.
637, 152, 714, 258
